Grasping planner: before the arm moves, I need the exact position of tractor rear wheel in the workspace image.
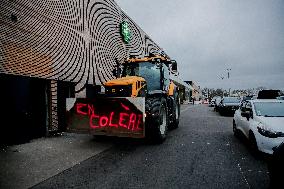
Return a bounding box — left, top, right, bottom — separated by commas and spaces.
170, 98, 180, 129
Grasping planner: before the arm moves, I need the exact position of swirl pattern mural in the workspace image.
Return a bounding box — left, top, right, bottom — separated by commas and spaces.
0, 0, 164, 93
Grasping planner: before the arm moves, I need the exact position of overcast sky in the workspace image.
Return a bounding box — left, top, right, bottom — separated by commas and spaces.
115, 0, 284, 90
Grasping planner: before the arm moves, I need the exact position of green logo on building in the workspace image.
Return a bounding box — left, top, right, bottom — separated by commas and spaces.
120, 21, 131, 44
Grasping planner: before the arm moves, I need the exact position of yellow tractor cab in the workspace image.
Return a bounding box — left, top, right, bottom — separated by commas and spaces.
104, 55, 177, 98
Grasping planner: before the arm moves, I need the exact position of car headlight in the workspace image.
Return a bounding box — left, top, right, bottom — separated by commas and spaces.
257, 123, 284, 138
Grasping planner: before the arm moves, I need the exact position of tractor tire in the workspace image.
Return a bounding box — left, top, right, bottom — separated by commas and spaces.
145, 97, 169, 143
170, 98, 180, 129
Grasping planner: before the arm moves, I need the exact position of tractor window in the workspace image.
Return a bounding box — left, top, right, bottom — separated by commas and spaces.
123, 62, 161, 91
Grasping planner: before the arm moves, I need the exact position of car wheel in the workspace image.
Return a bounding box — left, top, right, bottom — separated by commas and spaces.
233, 120, 238, 137
249, 131, 259, 156
268, 142, 284, 188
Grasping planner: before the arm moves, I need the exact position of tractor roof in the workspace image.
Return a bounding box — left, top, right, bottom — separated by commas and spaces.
126, 55, 171, 64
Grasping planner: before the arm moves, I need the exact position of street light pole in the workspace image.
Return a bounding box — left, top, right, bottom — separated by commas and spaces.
226, 68, 231, 96
227, 68, 231, 79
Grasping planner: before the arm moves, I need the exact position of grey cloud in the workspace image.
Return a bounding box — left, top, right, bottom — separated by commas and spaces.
116, 0, 284, 90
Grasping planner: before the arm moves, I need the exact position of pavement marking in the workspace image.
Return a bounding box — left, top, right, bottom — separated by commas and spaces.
227, 139, 251, 189
237, 163, 251, 189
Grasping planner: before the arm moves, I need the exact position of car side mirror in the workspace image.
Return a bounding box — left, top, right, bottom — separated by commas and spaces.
250, 111, 253, 119
241, 112, 250, 121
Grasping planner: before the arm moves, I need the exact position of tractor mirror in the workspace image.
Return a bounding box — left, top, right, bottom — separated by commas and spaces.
171, 60, 178, 72
112, 67, 121, 78
112, 68, 117, 77
113, 58, 122, 78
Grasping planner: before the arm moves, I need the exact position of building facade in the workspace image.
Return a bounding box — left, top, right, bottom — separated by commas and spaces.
184, 81, 201, 101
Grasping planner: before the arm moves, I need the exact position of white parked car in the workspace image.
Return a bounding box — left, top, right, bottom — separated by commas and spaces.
233, 99, 284, 154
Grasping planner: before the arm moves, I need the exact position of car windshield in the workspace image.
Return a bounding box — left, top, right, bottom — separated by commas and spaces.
223, 97, 240, 103
243, 96, 253, 101
254, 102, 284, 117
212, 96, 218, 100
122, 62, 161, 91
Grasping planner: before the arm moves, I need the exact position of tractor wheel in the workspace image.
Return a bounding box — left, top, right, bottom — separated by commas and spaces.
170, 98, 180, 129
146, 98, 169, 143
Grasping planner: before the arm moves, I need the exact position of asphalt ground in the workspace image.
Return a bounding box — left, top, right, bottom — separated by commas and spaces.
31, 104, 270, 189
